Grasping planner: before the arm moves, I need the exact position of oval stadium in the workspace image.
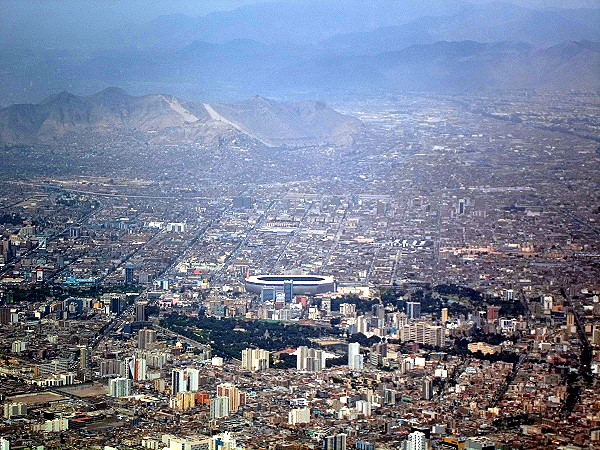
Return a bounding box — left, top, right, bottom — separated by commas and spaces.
245, 275, 336, 296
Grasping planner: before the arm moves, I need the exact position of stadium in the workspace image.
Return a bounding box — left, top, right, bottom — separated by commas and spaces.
245, 275, 336, 296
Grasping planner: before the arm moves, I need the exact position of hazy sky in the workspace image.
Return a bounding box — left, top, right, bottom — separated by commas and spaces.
3, 0, 599, 29
1, 0, 598, 50
1, 1, 267, 29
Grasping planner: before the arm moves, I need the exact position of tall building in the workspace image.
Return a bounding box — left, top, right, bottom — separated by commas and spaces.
186, 368, 200, 392
138, 328, 157, 350
323, 433, 347, 450
172, 368, 186, 395
108, 377, 131, 397
171, 368, 200, 394
283, 280, 294, 303
399, 322, 445, 347
372, 303, 385, 320
406, 302, 421, 321
109, 297, 122, 315
217, 383, 245, 412
79, 347, 90, 369
3, 403, 27, 419
348, 342, 363, 371
135, 301, 148, 322
422, 378, 433, 400
121, 357, 147, 381
297, 346, 326, 372
261, 287, 276, 302
0, 307, 11, 325
210, 396, 230, 419
441, 307, 449, 323
406, 431, 426, 450
99, 359, 120, 377
124, 265, 135, 284
487, 306, 500, 323
0, 437, 9, 450
241, 348, 270, 372
288, 407, 310, 425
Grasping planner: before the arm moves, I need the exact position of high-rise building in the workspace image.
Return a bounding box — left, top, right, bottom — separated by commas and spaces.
171, 391, 196, 411
486, 306, 500, 323
172, 368, 186, 395
99, 359, 120, 377
217, 383, 245, 412
171, 367, 200, 394
210, 396, 230, 419
441, 307, 449, 323
186, 368, 200, 392
288, 407, 310, 425
399, 322, 445, 347
108, 377, 131, 397
406, 431, 426, 450
109, 297, 122, 315
422, 378, 433, 400
138, 328, 157, 350
372, 303, 385, 320
348, 342, 363, 371
122, 357, 147, 381
323, 433, 347, 450
79, 347, 90, 369
124, 265, 135, 284
261, 287, 276, 302
241, 348, 270, 372
296, 346, 326, 372
69, 226, 81, 238
3, 403, 27, 419
406, 302, 421, 321
283, 280, 294, 303
135, 301, 148, 322
0, 437, 9, 450
0, 307, 11, 325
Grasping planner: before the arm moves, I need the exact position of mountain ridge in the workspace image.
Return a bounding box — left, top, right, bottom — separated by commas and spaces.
0, 89, 362, 148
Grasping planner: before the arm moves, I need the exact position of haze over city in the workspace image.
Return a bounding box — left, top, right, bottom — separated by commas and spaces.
0, 1, 598, 450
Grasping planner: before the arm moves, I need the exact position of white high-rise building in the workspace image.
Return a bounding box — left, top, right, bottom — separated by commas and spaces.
108, 377, 131, 398
241, 348, 270, 372
210, 396, 230, 419
355, 400, 372, 417
406, 431, 426, 450
288, 407, 310, 425
296, 346, 325, 372
406, 302, 421, 321
186, 368, 200, 392
356, 315, 368, 334
171, 368, 200, 394
172, 368, 186, 395
348, 342, 363, 370
0, 437, 9, 450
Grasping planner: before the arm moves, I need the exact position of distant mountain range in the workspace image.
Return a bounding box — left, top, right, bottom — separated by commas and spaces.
275, 40, 600, 92
0, 88, 362, 148
0, 0, 598, 105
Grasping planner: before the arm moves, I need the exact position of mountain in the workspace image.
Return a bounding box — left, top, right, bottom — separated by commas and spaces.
0, 88, 362, 148
101, 0, 469, 50
318, 4, 600, 56
273, 40, 600, 92
207, 96, 362, 147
